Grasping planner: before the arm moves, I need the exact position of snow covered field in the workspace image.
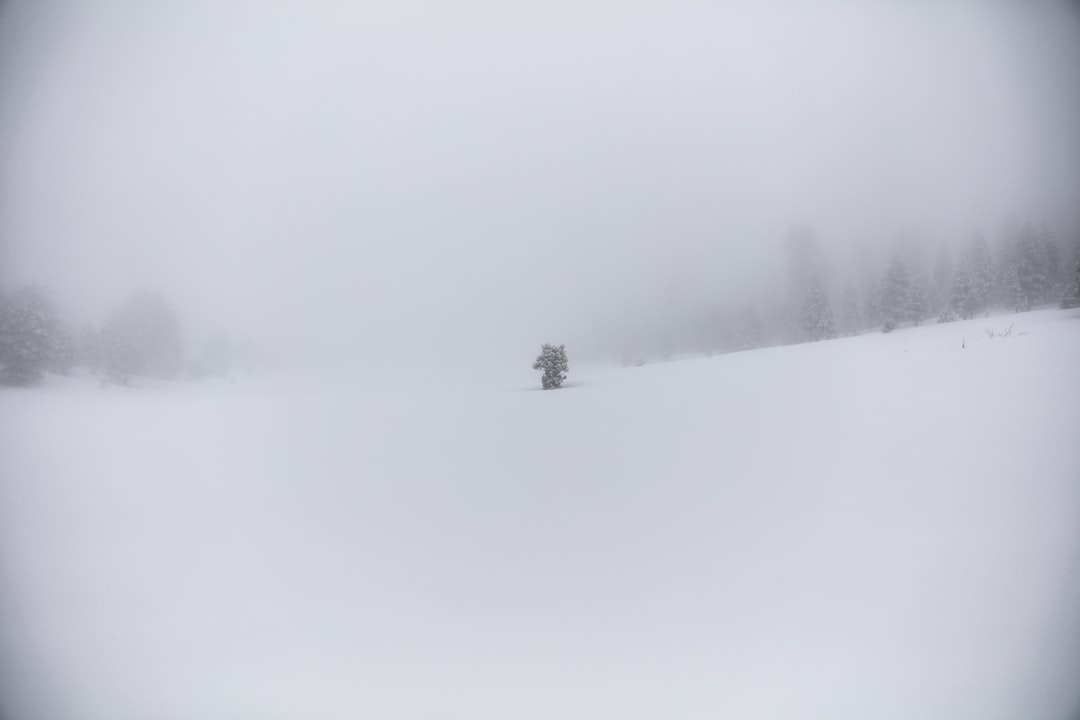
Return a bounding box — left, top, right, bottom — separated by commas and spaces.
1, 308, 1078, 720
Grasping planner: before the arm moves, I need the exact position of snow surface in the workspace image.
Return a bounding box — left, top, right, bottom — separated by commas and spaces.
1, 308, 1079, 720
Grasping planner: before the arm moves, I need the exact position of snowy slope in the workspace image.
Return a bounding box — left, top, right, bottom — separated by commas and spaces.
1, 308, 1078, 720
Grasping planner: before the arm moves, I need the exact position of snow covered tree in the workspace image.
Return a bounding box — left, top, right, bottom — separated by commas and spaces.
1014, 222, 1052, 308
968, 232, 994, 315
46, 321, 76, 375
907, 280, 929, 326
784, 225, 828, 341
1006, 265, 1029, 312
800, 278, 836, 342
0, 284, 64, 385
1037, 224, 1064, 301
1061, 257, 1080, 309
785, 226, 824, 308
533, 343, 568, 389
880, 255, 911, 332
950, 259, 978, 320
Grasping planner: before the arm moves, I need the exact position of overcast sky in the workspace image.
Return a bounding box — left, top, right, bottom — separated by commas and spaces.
1, 0, 1078, 371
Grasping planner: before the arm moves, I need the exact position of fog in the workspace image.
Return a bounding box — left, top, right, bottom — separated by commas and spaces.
2, 0, 1078, 373
3, 4, 1080, 719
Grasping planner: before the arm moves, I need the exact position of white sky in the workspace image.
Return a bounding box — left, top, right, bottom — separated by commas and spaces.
1, 0, 1078, 370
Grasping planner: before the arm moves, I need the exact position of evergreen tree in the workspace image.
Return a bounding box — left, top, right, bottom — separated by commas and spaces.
968, 232, 994, 315
1006, 265, 1029, 312
880, 255, 911, 332
950, 259, 978, 320
784, 225, 828, 341
1015, 222, 1049, 308
992, 235, 1016, 309
1061, 257, 1080, 309
0, 284, 61, 385
47, 321, 76, 375
800, 278, 837, 342
1038, 224, 1064, 301
785, 226, 824, 309
907, 280, 929, 326
532, 343, 568, 389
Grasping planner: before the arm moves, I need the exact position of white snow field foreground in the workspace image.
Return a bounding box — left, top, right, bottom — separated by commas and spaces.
1, 308, 1079, 720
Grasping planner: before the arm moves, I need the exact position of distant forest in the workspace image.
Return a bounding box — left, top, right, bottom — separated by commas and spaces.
0, 288, 254, 386
615, 221, 1080, 365
2, 220, 1079, 386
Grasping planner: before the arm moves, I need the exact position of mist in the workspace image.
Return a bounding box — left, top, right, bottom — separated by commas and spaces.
2, 0, 1078, 373
2, 3, 1080, 720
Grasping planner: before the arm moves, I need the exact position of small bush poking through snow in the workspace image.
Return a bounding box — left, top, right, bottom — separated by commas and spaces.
533, 344, 568, 389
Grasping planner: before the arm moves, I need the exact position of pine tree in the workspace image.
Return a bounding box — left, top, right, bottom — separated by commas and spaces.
881, 255, 911, 332
950, 259, 978, 320
907, 280, 929, 326
532, 343, 568, 389
1061, 257, 1080, 309
1037, 224, 1063, 302
0, 284, 61, 385
968, 232, 994, 315
1006, 265, 1029, 312
46, 321, 76, 375
800, 278, 837, 342
1015, 223, 1048, 308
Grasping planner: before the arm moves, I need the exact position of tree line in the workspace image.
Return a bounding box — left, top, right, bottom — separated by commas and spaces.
0, 288, 251, 386
618, 221, 1080, 364
798, 222, 1079, 337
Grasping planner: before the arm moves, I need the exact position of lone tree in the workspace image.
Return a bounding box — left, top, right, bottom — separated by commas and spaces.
533, 343, 568, 389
